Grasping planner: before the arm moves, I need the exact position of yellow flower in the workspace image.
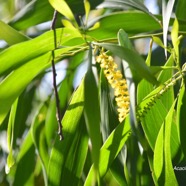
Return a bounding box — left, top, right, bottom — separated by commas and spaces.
96, 51, 130, 122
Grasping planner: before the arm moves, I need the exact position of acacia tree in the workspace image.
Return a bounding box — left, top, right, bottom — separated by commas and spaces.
0, 0, 186, 185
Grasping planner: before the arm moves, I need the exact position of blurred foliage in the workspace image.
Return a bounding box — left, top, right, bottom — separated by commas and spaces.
1, 0, 186, 185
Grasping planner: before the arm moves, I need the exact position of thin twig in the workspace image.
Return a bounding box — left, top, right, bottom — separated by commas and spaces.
51, 10, 64, 140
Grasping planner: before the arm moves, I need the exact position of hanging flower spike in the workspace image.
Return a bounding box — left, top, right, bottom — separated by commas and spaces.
96, 51, 130, 123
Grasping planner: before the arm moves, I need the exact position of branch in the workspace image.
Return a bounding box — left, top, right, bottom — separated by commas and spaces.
51, 10, 64, 140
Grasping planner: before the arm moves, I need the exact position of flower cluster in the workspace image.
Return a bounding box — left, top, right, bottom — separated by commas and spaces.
96, 52, 130, 122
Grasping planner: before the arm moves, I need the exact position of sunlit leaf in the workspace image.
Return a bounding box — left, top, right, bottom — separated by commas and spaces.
84, 0, 91, 25
6, 99, 18, 172
164, 101, 178, 185
85, 116, 131, 185
47, 79, 85, 186
0, 20, 29, 45
153, 124, 164, 181
0, 28, 83, 75
0, 52, 51, 124
49, 0, 78, 28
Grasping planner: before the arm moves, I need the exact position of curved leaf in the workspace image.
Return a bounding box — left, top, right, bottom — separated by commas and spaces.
98, 0, 160, 24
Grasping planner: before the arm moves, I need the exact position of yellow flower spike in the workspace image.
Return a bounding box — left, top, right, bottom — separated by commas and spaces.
96, 51, 130, 122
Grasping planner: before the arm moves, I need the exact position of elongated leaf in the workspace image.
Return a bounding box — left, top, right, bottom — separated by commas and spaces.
0, 20, 29, 45
84, 45, 101, 183
177, 82, 186, 158
117, 29, 145, 147
0, 30, 85, 124
98, 0, 160, 24
6, 98, 18, 172
171, 18, 180, 63
45, 51, 85, 146
164, 101, 178, 185
13, 130, 36, 186
95, 42, 159, 85
157, 55, 174, 110
49, 0, 78, 28
162, 0, 175, 58
99, 69, 118, 141
85, 116, 131, 185
60, 116, 88, 186
138, 55, 175, 149
84, 0, 90, 25
176, 0, 186, 20
0, 52, 51, 124
31, 104, 48, 186
110, 158, 127, 186
87, 12, 162, 40
9, 0, 54, 30
0, 28, 83, 75
153, 124, 164, 181
47, 79, 85, 186
139, 95, 168, 149
9, 0, 100, 30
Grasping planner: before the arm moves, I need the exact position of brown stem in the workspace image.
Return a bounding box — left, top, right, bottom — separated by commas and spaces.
50, 10, 64, 140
